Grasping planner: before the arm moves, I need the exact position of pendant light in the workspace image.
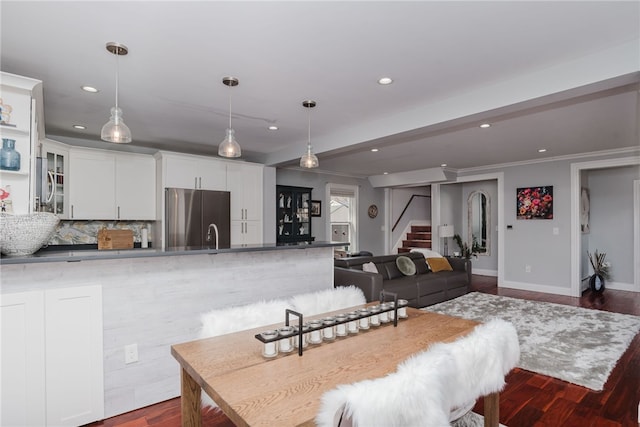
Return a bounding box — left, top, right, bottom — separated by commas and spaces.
300, 100, 319, 168
218, 76, 242, 158
101, 42, 132, 143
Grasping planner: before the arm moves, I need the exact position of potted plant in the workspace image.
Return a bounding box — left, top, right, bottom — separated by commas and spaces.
587, 250, 610, 293
453, 234, 480, 260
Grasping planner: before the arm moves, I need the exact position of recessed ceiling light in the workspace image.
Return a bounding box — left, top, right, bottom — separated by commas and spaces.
378, 77, 393, 85
81, 85, 99, 93
538, 148, 547, 153
441, 163, 447, 167
479, 123, 491, 129
268, 125, 278, 131
73, 125, 86, 130
371, 148, 379, 152
383, 172, 389, 175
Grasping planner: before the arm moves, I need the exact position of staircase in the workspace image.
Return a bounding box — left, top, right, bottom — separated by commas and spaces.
398, 225, 432, 253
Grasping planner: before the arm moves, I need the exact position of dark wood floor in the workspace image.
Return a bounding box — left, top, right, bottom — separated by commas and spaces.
88, 276, 640, 427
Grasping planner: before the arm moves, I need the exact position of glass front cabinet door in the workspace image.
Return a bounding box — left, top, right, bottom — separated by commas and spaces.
41, 140, 69, 218
276, 185, 313, 243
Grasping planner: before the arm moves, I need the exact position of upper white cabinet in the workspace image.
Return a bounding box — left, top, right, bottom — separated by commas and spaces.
40, 139, 69, 219
115, 154, 155, 220
69, 149, 115, 219
160, 152, 226, 191
226, 162, 263, 244
69, 148, 155, 220
0, 72, 44, 215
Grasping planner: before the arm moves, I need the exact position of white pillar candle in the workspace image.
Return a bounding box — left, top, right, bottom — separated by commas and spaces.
322, 317, 336, 341
398, 299, 408, 318
347, 312, 359, 334
369, 305, 381, 326
278, 326, 294, 353
335, 314, 348, 336
308, 320, 323, 344
379, 303, 390, 323
260, 330, 278, 358
358, 308, 370, 329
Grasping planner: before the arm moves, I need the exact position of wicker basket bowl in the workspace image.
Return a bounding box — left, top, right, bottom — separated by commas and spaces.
0, 213, 60, 256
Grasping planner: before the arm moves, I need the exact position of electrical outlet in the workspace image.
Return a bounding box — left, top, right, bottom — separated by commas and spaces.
125, 343, 138, 364
525, 265, 532, 273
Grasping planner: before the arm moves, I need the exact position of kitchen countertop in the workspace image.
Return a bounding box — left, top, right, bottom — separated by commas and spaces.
0, 241, 347, 265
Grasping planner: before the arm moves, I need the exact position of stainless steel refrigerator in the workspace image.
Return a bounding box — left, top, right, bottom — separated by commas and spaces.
165, 188, 231, 248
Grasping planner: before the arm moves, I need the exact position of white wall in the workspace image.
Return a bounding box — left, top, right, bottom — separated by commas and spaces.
587, 165, 640, 285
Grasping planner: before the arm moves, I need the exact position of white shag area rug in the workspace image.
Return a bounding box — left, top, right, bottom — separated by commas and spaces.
425, 292, 640, 390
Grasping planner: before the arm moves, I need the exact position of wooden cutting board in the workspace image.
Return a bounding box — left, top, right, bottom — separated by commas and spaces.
98, 229, 134, 250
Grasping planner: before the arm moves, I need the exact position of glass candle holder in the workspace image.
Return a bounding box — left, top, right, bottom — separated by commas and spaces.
398, 299, 409, 318
347, 311, 359, 334
322, 317, 336, 341
379, 303, 390, 323
357, 308, 370, 330
308, 320, 323, 344
388, 301, 396, 320
335, 314, 348, 336
293, 324, 309, 348
277, 326, 294, 353
369, 305, 381, 326
260, 330, 278, 358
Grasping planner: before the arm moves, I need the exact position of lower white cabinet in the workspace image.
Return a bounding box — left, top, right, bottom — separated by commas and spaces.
1, 285, 104, 426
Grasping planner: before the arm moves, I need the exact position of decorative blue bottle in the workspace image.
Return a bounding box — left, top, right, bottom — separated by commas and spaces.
0, 138, 20, 171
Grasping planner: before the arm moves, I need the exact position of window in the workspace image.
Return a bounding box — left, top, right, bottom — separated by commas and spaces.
327, 184, 358, 253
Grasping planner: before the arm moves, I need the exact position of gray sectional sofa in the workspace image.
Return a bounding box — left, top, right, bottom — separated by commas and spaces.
334, 252, 471, 308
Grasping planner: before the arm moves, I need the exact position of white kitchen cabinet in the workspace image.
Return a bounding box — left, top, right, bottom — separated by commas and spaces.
115, 154, 155, 219
45, 286, 104, 426
161, 153, 226, 191
69, 148, 156, 220
69, 149, 115, 219
227, 162, 263, 244
1, 291, 46, 427
1, 286, 104, 427
40, 139, 69, 218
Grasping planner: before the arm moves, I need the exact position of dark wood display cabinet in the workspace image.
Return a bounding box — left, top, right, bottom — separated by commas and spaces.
277, 185, 314, 243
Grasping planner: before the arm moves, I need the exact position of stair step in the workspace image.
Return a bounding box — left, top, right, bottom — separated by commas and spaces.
407, 232, 431, 240
402, 240, 432, 248
397, 248, 411, 253
411, 225, 431, 233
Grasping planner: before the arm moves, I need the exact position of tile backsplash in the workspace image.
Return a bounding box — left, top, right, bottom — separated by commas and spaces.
49, 220, 155, 245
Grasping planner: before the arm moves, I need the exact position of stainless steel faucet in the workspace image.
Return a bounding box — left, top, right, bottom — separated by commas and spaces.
206, 223, 219, 249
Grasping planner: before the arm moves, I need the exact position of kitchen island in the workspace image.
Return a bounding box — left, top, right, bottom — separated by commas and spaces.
1, 241, 344, 421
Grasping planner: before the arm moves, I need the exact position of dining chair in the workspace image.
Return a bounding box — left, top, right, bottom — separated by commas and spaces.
316, 318, 520, 427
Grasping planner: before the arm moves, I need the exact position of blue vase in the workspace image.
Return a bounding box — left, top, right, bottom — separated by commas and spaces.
0, 138, 20, 171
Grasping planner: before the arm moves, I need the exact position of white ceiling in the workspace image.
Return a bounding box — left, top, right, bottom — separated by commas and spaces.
1, 1, 639, 178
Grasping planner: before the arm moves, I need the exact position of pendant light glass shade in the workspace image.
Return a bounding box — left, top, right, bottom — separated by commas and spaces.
218, 77, 242, 158
101, 107, 132, 143
218, 128, 242, 158
300, 100, 319, 168
101, 42, 131, 143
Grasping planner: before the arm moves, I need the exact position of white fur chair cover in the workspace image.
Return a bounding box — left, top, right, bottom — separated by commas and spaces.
198, 286, 366, 408
315, 319, 520, 427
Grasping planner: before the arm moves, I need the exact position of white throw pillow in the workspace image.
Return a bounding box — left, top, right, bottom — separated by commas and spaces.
362, 262, 379, 273
410, 248, 443, 258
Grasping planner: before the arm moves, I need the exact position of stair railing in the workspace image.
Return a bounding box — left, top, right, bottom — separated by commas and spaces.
391, 194, 431, 232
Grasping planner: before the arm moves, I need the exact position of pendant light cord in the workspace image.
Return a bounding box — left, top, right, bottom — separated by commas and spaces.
115, 51, 119, 111
228, 86, 232, 129
307, 106, 311, 149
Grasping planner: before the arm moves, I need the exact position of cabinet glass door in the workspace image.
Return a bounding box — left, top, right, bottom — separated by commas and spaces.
276, 186, 312, 243
45, 151, 66, 216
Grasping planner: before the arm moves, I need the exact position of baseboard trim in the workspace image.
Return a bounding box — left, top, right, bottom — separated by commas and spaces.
500, 280, 574, 297
606, 281, 639, 292
473, 268, 498, 277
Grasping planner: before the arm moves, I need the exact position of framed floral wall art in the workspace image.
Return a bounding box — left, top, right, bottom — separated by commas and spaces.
516, 186, 553, 220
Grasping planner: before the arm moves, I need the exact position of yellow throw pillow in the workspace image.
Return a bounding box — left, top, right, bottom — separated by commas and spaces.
426, 257, 453, 273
